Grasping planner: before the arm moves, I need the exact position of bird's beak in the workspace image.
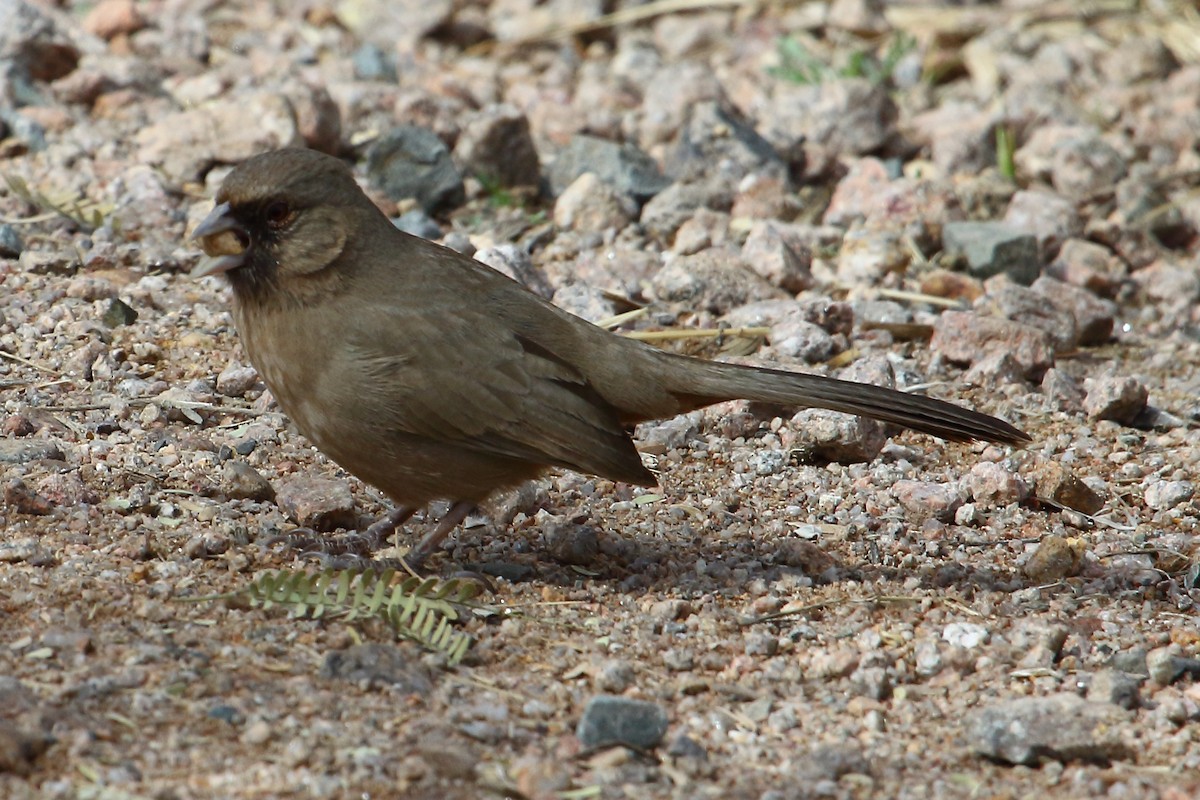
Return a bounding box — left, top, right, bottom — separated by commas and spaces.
191, 202, 249, 278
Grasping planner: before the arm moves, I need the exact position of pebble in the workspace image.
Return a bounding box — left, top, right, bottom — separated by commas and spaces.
274, 476, 356, 531
931, 310, 1055, 378
548, 134, 670, 202
968, 693, 1131, 765
364, 127, 465, 215
1022, 535, 1086, 583
320, 644, 434, 694
576, 695, 669, 749
454, 104, 541, 189
1083, 374, 1149, 424
1143, 480, 1194, 511
942, 221, 1040, 285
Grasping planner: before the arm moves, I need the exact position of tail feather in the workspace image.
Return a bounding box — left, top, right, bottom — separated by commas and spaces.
657, 356, 1029, 446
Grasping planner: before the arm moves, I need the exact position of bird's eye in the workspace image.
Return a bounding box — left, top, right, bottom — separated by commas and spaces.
264, 200, 291, 228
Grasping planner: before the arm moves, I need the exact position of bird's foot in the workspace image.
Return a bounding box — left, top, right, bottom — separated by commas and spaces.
262, 506, 417, 559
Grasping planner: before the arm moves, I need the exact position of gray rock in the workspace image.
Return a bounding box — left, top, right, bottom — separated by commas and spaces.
1146, 646, 1200, 686
365, 126, 465, 214
351, 42, 396, 82
454, 104, 541, 189
0, 224, 23, 258
640, 181, 719, 243
1143, 480, 1194, 511
1083, 375, 1148, 424
1003, 189, 1082, 259
1085, 669, 1143, 709
0, 439, 64, 464
101, 298, 137, 328
943, 221, 1040, 285
789, 357, 892, 463
548, 134, 670, 202
321, 644, 434, 694
1040, 368, 1085, 413
576, 695, 669, 749
664, 101, 787, 188
739, 221, 814, 293
981, 281, 1077, 352
553, 172, 634, 233
1031, 276, 1115, 346
765, 78, 897, 162
220, 461, 275, 503
968, 693, 1131, 765
650, 251, 783, 314
392, 209, 442, 240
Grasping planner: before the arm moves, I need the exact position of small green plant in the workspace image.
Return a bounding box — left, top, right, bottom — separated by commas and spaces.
771, 31, 918, 87
996, 125, 1016, 181
185, 568, 482, 664
476, 172, 517, 209
3, 173, 113, 232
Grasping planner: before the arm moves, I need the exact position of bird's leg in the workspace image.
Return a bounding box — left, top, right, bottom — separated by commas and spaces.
357, 505, 417, 550
405, 500, 476, 568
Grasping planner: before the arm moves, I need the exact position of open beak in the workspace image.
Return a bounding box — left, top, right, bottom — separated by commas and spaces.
191, 202, 249, 278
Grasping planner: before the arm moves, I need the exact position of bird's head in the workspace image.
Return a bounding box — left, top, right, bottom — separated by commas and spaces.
191, 148, 375, 303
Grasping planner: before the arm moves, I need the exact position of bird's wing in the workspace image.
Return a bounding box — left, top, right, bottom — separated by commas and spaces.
338, 299, 656, 487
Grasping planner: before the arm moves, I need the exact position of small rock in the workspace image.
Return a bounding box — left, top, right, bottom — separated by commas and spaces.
942, 221, 1040, 285
961, 349, 1027, 387
1031, 276, 1116, 346
545, 521, 600, 566
650, 251, 783, 314
943, 622, 989, 649
0, 721, 53, 777
136, 92, 303, 183
83, 0, 145, 39
321, 644, 434, 694
1133, 260, 1200, 307
664, 101, 787, 188
0, 224, 23, 258
1023, 535, 1087, 583
595, 660, 636, 694
1146, 647, 1200, 686
1086, 669, 1142, 709
640, 182, 717, 243
965, 462, 1030, 506
980, 279, 1077, 352
97, 298, 135, 328
549, 134, 670, 202
739, 221, 814, 293
968, 693, 1131, 765
551, 283, 617, 323
455, 104, 541, 189
576, 695, 669, 749
792, 744, 870, 786
554, 172, 634, 232
1003, 188, 1082, 258
1083, 375, 1148, 424
765, 79, 897, 161
365, 127, 465, 215
788, 357, 895, 463
892, 480, 965, 522
1047, 238, 1127, 297
19, 250, 76, 275
1040, 368, 1085, 413
930, 310, 1055, 379
278, 81, 342, 155
1143, 480, 1194, 511
275, 476, 356, 531
392, 209, 442, 240
221, 461, 275, 503
1031, 461, 1104, 515
3, 478, 53, 515
0, 439, 64, 464
216, 363, 259, 398
836, 223, 908, 285
351, 42, 396, 82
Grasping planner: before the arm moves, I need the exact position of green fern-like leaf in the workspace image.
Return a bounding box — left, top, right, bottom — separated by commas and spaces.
206, 568, 481, 664
3, 173, 114, 232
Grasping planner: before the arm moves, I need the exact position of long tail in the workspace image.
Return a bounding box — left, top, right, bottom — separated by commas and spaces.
649, 352, 1030, 445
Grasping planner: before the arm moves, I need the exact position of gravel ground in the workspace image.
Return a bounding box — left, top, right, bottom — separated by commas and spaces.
1, 1, 1199, 798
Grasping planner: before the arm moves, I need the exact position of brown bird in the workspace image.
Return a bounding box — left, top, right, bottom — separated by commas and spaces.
192, 148, 1029, 565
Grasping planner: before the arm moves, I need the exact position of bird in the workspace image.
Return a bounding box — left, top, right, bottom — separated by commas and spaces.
191, 148, 1029, 566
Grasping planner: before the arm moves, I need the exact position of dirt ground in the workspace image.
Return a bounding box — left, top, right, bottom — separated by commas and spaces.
1, 1, 1199, 798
